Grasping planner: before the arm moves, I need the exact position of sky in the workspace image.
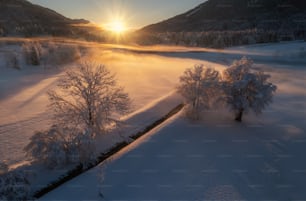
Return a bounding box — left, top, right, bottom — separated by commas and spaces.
28, 0, 206, 29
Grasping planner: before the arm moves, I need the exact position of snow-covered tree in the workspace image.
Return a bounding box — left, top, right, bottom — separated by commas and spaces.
0, 170, 30, 201
25, 125, 98, 168
178, 65, 221, 119
25, 62, 131, 168
22, 42, 42, 65
223, 57, 277, 122
48, 62, 131, 135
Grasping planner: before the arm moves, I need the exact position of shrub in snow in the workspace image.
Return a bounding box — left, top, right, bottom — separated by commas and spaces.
25, 126, 98, 168
48, 62, 131, 136
178, 65, 221, 120
223, 57, 277, 122
24, 126, 68, 168
0, 170, 30, 201
22, 42, 42, 65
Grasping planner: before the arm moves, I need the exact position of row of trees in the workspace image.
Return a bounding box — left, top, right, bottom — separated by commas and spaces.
22, 41, 82, 67
5, 41, 82, 70
178, 57, 277, 121
136, 30, 297, 48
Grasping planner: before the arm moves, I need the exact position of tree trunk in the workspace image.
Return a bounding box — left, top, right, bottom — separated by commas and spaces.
235, 109, 244, 122
88, 107, 94, 128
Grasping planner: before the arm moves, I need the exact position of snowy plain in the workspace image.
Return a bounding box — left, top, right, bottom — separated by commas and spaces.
0, 39, 306, 200
40, 41, 306, 201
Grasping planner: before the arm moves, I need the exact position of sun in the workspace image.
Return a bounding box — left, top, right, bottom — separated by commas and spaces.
107, 20, 126, 33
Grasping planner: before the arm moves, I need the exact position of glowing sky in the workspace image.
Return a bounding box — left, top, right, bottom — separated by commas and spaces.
28, 0, 206, 29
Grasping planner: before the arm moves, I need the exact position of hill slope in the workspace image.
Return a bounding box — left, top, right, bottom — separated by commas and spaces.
141, 0, 306, 33
0, 0, 92, 37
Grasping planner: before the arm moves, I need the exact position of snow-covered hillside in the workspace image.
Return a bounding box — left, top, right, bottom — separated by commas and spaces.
36, 41, 306, 200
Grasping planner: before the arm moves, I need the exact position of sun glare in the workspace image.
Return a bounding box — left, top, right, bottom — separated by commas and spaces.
107, 20, 126, 33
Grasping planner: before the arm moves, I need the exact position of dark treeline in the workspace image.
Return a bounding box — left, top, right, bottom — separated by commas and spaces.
133, 29, 306, 48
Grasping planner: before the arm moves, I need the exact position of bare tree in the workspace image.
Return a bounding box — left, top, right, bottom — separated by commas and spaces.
48, 62, 131, 135
178, 65, 221, 120
223, 57, 277, 122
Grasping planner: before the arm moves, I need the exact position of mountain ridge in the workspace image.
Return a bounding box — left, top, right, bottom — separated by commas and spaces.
0, 0, 93, 37
140, 0, 306, 33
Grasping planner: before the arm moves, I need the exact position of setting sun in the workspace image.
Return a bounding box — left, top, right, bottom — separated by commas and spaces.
107, 20, 126, 33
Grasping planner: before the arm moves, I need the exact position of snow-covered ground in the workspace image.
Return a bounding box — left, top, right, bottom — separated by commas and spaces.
29, 91, 183, 194
0, 40, 305, 200
39, 111, 306, 201
101, 57, 305, 200
39, 75, 306, 201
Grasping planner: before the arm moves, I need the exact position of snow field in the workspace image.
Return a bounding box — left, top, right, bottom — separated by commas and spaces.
0, 40, 305, 200
38, 41, 306, 201
39, 94, 306, 200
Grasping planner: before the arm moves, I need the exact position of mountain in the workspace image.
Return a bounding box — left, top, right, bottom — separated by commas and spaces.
0, 0, 98, 37
141, 0, 306, 33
